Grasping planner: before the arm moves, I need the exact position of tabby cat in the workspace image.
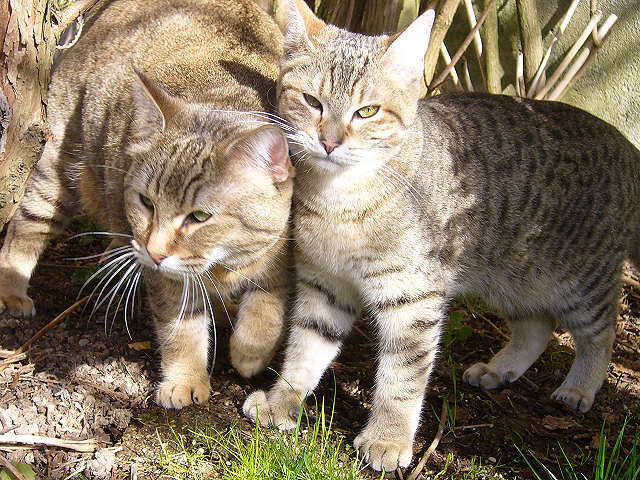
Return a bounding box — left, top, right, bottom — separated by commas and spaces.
243, 0, 640, 471
0, 0, 293, 409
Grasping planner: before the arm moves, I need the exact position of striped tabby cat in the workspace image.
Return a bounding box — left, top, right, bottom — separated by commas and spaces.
0, 0, 293, 409
243, 0, 640, 471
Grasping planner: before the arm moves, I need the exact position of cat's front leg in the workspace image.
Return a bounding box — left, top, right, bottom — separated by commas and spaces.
230, 284, 287, 378
354, 288, 446, 472
243, 268, 358, 429
147, 276, 211, 409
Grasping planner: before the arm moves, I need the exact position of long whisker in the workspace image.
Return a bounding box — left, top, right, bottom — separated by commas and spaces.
203, 271, 233, 330
196, 275, 217, 376
123, 268, 142, 340
77, 252, 135, 300
217, 262, 267, 295
89, 256, 136, 320
65, 245, 132, 262
103, 261, 139, 334
109, 264, 138, 335
67, 231, 133, 241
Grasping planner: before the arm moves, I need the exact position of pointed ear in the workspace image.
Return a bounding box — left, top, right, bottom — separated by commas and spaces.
381, 9, 435, 93
130, 70, 185, 142
226, 125, 293, 183
278, 0, 326, 56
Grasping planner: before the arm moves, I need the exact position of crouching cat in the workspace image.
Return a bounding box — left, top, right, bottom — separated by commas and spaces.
243, 0, 640, 472
0, 0, 293, 409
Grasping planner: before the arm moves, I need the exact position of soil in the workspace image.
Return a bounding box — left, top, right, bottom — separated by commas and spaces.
1, 218, 639, 479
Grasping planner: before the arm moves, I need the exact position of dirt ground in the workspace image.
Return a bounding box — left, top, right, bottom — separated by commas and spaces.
1, 218, 639, 479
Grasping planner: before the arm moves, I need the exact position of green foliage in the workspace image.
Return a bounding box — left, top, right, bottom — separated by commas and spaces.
71, 265, 100, 286
443, 309, 472, 350
516, 417, 640, 480
72, 216, 104, 245
0, 463, 36, 480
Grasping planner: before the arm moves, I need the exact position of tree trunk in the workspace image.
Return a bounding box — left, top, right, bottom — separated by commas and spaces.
0, 0, 58, 228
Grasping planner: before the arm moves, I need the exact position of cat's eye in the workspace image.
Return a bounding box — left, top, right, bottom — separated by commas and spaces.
303, 93, 322, 110
140, 194, 154, 210
355, 105, 380, 119
189, 210, 212, 223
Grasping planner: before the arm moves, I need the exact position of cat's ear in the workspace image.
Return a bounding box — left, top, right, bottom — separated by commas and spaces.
381, 9, 435, 93
278, 0, 325, 55
226, 125, 293, 183
130, 70, 185, 140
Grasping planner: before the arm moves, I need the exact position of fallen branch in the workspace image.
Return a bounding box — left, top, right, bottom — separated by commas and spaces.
0, 434, 98, 453
428, 0, 497, 95
406, 399, 447, 480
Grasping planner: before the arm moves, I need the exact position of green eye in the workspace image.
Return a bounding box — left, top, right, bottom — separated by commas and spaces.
140, 194, 154, 209
356, 105, 380, 118
303, 93, 322, 110
189, 210, 211, 223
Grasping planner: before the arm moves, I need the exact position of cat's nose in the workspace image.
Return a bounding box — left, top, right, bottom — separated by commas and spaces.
321, 139, 340, 154
148, 250, 167, 265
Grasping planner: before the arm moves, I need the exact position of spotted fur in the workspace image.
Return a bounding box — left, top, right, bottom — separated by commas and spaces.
243, 1, 640, 472
0, 0, 293, 409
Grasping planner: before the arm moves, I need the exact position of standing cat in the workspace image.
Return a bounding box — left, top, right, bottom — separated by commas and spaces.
243, 0, 640, 471
0, 0, 293, 409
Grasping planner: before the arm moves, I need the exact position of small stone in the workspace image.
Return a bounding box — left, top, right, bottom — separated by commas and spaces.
78, 338, 90, 346
488, 457, 496, 463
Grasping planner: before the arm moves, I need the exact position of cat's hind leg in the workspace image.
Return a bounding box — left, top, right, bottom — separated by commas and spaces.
0, 139, 78, 317
552, 298, 617, 413
463, 313, 555, 389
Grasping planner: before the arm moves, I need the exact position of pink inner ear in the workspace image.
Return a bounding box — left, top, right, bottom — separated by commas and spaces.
267, 131, 291, 182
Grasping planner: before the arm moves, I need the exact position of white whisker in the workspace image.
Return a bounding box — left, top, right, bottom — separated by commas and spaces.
203, 271, 233, 329
65, 245, 132, 262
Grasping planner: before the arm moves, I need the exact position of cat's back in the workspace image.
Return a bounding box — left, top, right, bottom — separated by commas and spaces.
50, 0, 282, 116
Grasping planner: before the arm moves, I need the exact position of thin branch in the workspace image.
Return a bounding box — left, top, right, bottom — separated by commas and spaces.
439, 42, 463, 91
0, 434, 98, 453
516, 0, 545, 90
526, 0, 580, 97
0, 454, 28, 480
423, 0, 460, 89
0, 296, 89, 374
516, 51, 525, 97
463, 0, 486, 89
535, 11, 602, 99
548, 14, 617, 101
462, 57, 474, 91
54, 0, 101, 35
481, 0, 502, 93
406, 399, 447, 480
428, 0, 497, 95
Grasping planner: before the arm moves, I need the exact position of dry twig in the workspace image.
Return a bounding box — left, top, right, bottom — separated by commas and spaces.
516, 0, 545, 89
0, 434, 98, 453
406, 399, 447, 480
423, 0, 460, 89
428, 0, 497, 95
481, 0, 501, 93
0, 453, 28, 480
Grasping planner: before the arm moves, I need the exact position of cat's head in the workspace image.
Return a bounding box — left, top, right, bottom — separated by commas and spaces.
276, 0, 434, 175
122, 72, 293, 277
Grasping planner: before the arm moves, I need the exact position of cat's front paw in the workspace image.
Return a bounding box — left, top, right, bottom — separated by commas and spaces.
230, 334, 273, 378
0, 293, 35, 318
155, 377, 211, 409
551, 385, 594, 413
242, 388, 300, 430
463, 362, 512, 389
354, 426, 413, 472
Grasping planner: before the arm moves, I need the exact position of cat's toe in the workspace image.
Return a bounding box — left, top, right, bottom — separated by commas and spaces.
463, 362, 507, 389
155, 378, 210, 409
0, 294, 35, 318
551, 386, 594, 413
243, 390, 272, 425
354, 429, 412, 472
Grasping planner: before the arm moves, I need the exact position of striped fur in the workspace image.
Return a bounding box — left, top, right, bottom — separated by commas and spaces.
0, 0, 293, 410
243, 2, 640, 472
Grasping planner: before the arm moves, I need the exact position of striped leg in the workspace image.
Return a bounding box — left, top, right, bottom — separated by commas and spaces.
243, 269, 358, 429
552, 296, 617, 412
0, 140, 77, 317
354, 289, 446, 472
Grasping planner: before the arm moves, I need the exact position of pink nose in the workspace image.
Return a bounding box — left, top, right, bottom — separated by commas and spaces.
148, 250, 166, 265
321, 139, 340, 154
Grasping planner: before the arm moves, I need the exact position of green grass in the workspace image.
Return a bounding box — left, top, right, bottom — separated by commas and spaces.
147, 395, 379, 480
517, 417, 640, 480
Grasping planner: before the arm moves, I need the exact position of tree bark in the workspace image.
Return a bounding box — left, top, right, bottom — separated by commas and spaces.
0, 0, 57, 228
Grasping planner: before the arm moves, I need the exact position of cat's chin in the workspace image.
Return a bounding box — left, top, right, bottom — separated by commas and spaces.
302, 154, 349, 173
